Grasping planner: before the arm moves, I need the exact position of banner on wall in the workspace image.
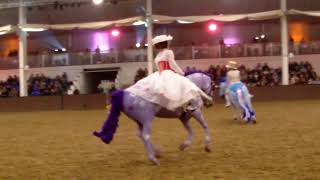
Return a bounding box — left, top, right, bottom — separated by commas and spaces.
19, 10, 283, 31
289, 9, 320, 17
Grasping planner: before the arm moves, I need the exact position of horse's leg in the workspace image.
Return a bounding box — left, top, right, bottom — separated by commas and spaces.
191, 109, 212, 152
136, 122, 161, 158
236, 88, 256, 123
123, 94, 160, 165
228, 93, 242, 121
140, 119, 160, 165
242, 86, 256, 124
179, 112, 194, 151
232, 105, 242, 121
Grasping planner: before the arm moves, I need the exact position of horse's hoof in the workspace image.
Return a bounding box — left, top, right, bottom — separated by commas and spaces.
179, 143, 189, 151
150, 158, 160, 166
93, 131, 101, 137
155, 150, 161, 158
246, 118, 257, 124
205, 145, 212, 153
205, 101, 213, 108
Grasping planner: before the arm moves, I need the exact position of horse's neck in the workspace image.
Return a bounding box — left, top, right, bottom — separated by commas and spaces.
188, 74, 205, 90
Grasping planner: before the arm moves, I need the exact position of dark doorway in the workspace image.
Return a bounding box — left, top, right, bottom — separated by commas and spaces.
84, 68, 119, 94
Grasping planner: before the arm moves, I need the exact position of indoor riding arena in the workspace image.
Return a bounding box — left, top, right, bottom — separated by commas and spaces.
0, 0, 320, 179
0, 86, 320, 179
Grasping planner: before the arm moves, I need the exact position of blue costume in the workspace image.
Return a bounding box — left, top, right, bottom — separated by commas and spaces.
228, 82, 255, 122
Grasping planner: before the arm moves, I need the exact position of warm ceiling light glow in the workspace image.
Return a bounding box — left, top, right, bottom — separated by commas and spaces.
93, 0, 103, 5
289, 22, 310, 42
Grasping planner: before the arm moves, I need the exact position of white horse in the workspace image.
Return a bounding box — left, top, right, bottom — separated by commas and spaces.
227, 82, 256, 123
93, 72, 214, 165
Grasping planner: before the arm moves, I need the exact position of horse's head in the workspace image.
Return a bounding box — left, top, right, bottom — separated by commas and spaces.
185, 71, 214, 99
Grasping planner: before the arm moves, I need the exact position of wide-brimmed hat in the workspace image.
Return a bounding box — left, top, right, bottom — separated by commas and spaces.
152, 35, 173, 45
226, 61, 238, 69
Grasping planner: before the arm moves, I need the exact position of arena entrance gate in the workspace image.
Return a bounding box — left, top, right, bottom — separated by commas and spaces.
83, 67, 119, 94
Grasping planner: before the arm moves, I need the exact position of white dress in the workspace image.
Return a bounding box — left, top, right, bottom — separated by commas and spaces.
126, 49, 203, 110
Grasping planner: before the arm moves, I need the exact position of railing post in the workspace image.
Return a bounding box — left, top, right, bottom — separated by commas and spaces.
18, 0, 28, 97
281, 0, 289, 85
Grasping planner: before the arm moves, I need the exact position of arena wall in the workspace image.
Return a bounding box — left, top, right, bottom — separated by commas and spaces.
0, 85, 318, 112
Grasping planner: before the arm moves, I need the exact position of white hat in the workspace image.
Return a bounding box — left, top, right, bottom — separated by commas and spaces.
152, 35, 173, 45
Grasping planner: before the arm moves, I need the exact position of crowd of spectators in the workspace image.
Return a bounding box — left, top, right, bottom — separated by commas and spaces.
288, 61, 318, 85
0, 73, 75, 97
0, 61, 317, 98
134, 61, 319, 87
0, 75, 19, 97
28, 73, 73, 96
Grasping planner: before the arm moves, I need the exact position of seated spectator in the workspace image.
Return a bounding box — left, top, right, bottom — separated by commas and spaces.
134, 68, 148, 82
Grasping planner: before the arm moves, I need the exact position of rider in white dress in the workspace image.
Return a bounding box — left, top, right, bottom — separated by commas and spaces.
127, 35, 212, 111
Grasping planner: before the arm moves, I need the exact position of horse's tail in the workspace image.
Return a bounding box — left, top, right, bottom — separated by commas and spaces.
93, 90, 124, 144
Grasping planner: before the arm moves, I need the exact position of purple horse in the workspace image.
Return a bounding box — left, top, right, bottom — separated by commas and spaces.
93, 72, 213, 165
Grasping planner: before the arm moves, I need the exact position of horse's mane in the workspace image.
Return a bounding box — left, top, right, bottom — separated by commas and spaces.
184, 70, 213, 79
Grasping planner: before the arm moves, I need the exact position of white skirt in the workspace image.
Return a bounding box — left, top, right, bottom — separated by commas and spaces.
126, 70, 203, 110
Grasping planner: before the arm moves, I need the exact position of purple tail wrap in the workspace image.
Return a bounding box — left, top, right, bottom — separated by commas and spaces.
93, 90, 124, 144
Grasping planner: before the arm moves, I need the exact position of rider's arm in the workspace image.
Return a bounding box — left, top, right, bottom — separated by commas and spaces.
166, 50, 184, 75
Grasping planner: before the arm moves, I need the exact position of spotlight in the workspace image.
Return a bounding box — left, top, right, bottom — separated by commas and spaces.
111, 29, 120, 37
208, 23, 217, 32
92, 0, 103, 5
136, 43, 141, 48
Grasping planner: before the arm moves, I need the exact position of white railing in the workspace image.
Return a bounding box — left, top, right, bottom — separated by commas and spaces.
1, 41, 320, 70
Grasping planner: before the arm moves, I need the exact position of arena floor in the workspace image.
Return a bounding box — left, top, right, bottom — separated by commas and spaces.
0, 100, 320, 179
